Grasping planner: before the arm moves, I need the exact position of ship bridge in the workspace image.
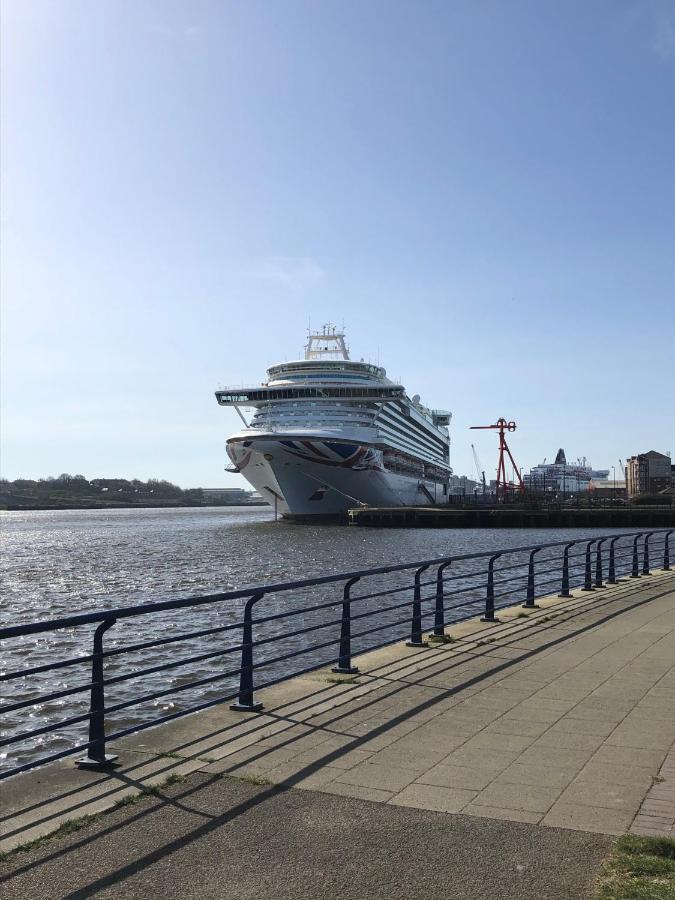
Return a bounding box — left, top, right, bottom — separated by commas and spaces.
215, 384, 405, 406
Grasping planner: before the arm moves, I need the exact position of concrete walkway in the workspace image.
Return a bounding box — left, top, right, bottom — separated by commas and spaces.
0, 775, 612, 900
2, 570, 674, 897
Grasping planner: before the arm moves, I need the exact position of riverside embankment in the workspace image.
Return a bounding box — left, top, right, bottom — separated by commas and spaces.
2, 569, 675, 900
5, 507, 651, 773
348, 504, 675, 528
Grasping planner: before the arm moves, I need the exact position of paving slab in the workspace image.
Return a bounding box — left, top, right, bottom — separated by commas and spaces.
2, 570, 674, 858
630, 739, 675, 837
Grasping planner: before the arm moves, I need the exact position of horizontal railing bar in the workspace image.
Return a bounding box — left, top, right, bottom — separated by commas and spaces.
1, 528, 670, 779
350, 613, 421, 641
246, 627, 452, 696
103, 688, 242, 743
0, 739, 98, 781
252, 596, 348, 626
251, 616, 346, 649
0, 680, 94, 715
101, 619, 246, 658
12, 547, 645, 775
343, 581, 416, 605
0, 654, 94, 683
103, 642, 245, 687
102, 665, 243, 714
347, 596, 419, 624
0, 709, 93, 748
250, 634, 346, 672
4, 530, 665, 639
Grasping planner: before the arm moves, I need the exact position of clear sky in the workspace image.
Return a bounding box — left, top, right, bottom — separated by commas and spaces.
2, 0, 674, 488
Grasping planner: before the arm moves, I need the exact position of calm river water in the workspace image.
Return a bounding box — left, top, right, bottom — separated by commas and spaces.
0, 506, 632, 772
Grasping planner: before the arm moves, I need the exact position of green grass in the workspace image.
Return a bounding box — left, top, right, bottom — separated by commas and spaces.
324, 675, 359, 685
229, 773, 273, 786
593, 834, 675, 899
427, 634, 456, 644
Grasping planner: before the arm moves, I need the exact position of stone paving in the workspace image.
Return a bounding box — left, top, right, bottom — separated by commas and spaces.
2, 569, 674, 854
630, 742, 675, 837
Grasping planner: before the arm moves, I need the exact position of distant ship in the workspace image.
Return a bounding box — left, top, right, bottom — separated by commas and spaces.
525, 448, 610, 493
215, 326, 452, 518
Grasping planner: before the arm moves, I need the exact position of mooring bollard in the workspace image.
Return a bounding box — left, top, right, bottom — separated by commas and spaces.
631, 534, 643, 578
522, 548, 541, 608
332, 577, 361, 674
407, 564, 430, 647
77, 617, 118, 769
594, 537, 606, 588
231, 592, 265, 712
481, 553, 502, 622
642, 532, 654, 576
559, 542, 576, 598
581, 540, 596, 591
433, 561, 452, 636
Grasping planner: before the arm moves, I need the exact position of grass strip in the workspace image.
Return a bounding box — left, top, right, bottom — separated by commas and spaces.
593, 834, 675, 899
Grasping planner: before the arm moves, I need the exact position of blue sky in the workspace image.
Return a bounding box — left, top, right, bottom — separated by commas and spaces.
2, 0, 674, 488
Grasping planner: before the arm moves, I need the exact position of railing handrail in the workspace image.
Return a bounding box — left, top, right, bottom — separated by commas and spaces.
2, 528, 672, 779
1, 529, 671, 640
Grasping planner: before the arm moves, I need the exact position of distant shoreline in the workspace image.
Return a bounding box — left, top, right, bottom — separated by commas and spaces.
0, 502, 270, 512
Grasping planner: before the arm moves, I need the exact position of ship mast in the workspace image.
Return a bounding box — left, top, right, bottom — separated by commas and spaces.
304, 324, 349, 360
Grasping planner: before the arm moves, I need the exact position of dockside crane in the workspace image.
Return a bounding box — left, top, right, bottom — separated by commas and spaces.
470, 418, 525, 501
471, 443, 487, 494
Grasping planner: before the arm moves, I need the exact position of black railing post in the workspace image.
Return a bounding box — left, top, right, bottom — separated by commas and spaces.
77, 617, 118, 769
581, 540, 596, 591
432, 561, 452, 636
231, 592, 264, 712
631, 533, 643, 578
481, 553, 502, 622
559, 542, 576, 598
594, 538, 607, 588
663, 530, 673, 571
407, 564, 430, 647
522, 548, 541, 608
607, 536, 622, 584
332, 577, 361, 674
642, 532, 654, 576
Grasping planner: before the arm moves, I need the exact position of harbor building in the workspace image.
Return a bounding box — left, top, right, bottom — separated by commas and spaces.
589, 479, 627, 499
625, 451, 673, 497
523, 449, 609, 494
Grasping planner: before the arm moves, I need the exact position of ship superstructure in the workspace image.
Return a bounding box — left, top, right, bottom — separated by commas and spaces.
524, 448, 610, 493
215, 326, 452, 518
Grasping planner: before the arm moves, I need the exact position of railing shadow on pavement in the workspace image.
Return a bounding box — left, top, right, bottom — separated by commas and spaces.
2, 530, 672, 784
2, 571, 673, 895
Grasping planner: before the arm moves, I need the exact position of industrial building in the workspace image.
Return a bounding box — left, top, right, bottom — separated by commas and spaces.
448, 474, 482, 495
625, 451, 673, 498
589, 479, 627, 499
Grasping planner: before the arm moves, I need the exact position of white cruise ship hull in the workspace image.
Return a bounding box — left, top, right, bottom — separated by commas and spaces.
227, 432, 445, 518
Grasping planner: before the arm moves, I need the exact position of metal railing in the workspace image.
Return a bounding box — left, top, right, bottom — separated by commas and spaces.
1, 529, 672, 781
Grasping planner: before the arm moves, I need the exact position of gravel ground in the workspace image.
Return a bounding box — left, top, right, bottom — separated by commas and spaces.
0, 773, 612, 900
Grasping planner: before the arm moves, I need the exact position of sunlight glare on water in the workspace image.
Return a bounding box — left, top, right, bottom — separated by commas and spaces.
0, 506, 628, 771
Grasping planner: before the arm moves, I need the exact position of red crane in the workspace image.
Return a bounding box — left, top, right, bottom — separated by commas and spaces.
470, 418, 525, 501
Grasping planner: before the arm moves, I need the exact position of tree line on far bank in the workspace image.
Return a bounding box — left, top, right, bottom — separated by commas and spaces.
0, 474, 204, 506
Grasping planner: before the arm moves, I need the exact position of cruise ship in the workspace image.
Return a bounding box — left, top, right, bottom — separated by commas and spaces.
215, 326, 452, 518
